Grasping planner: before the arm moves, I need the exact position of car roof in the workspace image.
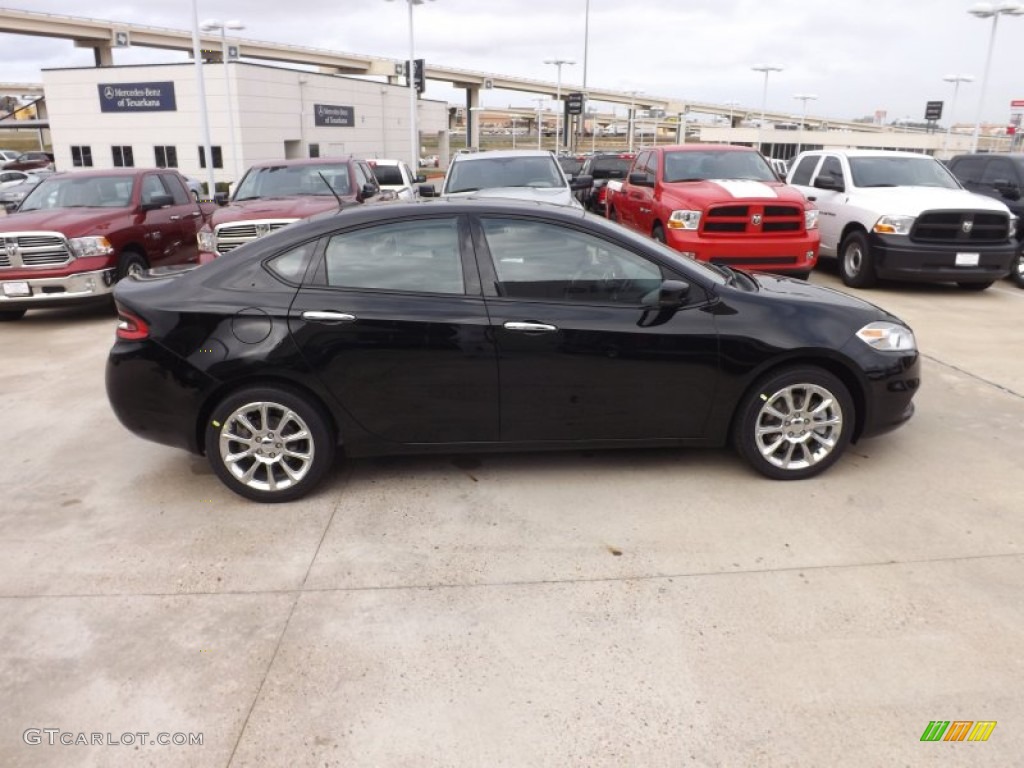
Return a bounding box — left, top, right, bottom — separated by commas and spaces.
43, 168, 179, 179
802, 149, 936, 159
367, 158, 404, 166
450, 149, 556, 162
246, 156, 356, 168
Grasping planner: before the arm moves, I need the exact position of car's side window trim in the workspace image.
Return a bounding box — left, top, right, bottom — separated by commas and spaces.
263, 236, 326, 287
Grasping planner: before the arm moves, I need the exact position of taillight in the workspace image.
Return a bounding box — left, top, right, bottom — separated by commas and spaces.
115, 305, 150, 341
598, 188, 607, 203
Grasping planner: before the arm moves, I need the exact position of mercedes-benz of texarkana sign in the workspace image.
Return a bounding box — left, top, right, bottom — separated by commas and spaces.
106, 199, 920, 502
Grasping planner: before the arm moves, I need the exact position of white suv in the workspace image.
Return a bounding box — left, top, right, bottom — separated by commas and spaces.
787, 149, 1016, 290
422, 149, 591, 207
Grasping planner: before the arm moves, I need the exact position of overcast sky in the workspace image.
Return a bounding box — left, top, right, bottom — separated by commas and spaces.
2, 0, 1022, 126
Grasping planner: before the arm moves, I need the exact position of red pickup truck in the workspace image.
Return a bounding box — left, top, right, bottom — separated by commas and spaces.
605, 144, 820, 277
0, 168, 215, 320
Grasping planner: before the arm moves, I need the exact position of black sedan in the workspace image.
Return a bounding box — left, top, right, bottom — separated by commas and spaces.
106, 199, 920, 502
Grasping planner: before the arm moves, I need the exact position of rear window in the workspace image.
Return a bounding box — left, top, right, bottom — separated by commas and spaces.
588, 156, 633, 179
371, 165, 405, 186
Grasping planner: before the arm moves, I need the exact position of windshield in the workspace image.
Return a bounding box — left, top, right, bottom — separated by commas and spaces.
19, 175, 133, 211
233, 162, 353, 200
849, 156, 961, 189
663, 150, 777, 183
446, 156, 564, 193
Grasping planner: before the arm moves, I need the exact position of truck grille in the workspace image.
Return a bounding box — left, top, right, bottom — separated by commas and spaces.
911, 211, 1009, 244
702, 204, 803, 235
0, 232, 72, 269
214, 219, 296, 254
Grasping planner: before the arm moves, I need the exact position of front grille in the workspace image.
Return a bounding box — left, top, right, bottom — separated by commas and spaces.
215, 219, 296, 254
703, 203, 804, 235
912, 211, 1009, 244
0, 232, 72, 269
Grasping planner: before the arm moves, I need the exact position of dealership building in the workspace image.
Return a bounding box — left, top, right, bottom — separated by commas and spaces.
40, 62, 449, 185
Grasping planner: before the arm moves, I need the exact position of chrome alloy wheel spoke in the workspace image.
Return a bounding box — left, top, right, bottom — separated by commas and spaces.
219, 401, 316, 492
755, 383, 844, 471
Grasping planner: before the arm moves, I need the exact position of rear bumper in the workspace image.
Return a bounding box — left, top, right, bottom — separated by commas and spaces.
869, 233, 1014, 283
666, 228, 819, 274
0, 268, 116, 308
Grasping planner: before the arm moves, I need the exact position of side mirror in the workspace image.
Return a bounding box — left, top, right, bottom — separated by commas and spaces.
813, 173, 844, 192
358, 183, 378, 201
657, 279, 690, 307
570, 174, 594, 191
140, 194, 174, 211
629, 171, 652, 187
418, 184, 438, 198
414, 174, 427, 184
214, 192, 229, 206
993, 179, 1020, 200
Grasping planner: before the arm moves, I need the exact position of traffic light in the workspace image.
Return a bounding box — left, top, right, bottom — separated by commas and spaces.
413, 58, 425, 94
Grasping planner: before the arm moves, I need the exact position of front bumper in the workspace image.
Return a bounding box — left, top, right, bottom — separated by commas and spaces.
842, 338, 921, 441
666, 228, 819, 274
0, 268, 116, 307
868, 232, 1014, 283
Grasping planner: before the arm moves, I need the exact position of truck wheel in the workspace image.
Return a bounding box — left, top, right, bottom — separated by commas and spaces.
956, 281, 994, 291
1010, 249, 1024, 288
652, 223, 666, 244
838, 231, 877, 288
732, 366, 853, 481
0, 309, 27, 321
608, 207, 619, 223
204, 385, 335, 503
117, 252, 148, 281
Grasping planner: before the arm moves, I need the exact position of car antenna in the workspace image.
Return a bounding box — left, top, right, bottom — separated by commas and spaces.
318, 171, 344, 210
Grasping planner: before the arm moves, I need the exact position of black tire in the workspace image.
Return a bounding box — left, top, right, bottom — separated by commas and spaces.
0, 309, 27, 321
652, 223, 666, 244
116, 251, 148, 281
204, 386, 335, 503
608, 206, 619, 223
1009, 249, 1024, 288
733, 366, 854, 481
838, 230, 877, 288
956, 281, 994, 291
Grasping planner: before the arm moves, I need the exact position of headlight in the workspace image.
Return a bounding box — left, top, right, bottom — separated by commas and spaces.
1009, 216, 1018, 239
67, 236, 113, 259
197, 230, 217, 252
805, 209, 820, 230
856, 321, 917, 352
667, 209, 701, 230
873, 215, 915, 235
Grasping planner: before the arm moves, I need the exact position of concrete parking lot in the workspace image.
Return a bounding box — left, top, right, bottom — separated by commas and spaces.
2, 271, 1023, 767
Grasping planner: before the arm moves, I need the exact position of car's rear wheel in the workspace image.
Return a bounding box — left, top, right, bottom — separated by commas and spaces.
1009, 249, 1024, 288
204, 386, 335, 502
838, 231, 877, 288
0, 309, 27, 321
733, 367, 853, 480
956, 281, 994, 291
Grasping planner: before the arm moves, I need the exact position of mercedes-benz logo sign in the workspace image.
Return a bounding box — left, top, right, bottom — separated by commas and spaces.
104, 86, 115, 100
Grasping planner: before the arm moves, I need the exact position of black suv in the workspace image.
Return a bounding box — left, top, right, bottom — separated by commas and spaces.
947, 153, 1024, 287
575, 152, 636, 214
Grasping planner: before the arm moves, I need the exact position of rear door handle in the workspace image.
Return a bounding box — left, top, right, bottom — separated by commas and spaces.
302, 311, 356, 323
503, 321, 558, 333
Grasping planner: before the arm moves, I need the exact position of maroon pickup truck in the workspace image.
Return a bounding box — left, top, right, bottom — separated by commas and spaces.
0, 168, 215, 320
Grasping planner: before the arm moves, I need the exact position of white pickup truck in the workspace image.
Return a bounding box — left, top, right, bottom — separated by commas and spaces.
787, 149, 1016, 290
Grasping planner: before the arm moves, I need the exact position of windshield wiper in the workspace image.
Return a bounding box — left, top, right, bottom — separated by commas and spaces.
450, 187, 479, 193
861, 183, 898, 188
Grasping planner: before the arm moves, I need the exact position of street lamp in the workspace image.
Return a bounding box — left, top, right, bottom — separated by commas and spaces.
544, 57, 575, 153
752, 64, 783, 154
968, 2, 1024, 152
189, 0, 215, 199
625, 90, 643, 153
533, 97, 546, 149
509, 114, 525, 149
942, 74, 974, 155
200, 19, 244, 183
793, 93, 817, 157
386, 0, 435, 173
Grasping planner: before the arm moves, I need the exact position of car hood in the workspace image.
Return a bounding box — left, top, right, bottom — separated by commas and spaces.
749, 271, 897, 316
447, 187, 580, 207
664, 179, 807, 205
210, 196, 349, 225
848, 186, 1011, 215
0, 207, 127, 234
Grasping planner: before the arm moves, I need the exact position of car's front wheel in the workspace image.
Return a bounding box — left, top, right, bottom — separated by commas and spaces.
733, 367, 854, 480
1010, 248, 1024, 288
204, 386, 335, 502
838, 231, 877, 288
0, 309, 27, 321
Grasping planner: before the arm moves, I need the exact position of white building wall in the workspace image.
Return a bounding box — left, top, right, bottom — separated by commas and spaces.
42, 62, 447, 185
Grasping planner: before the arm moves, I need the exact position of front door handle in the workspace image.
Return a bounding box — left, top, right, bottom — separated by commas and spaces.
302, 310, 356, 323
503, 321, 558, 333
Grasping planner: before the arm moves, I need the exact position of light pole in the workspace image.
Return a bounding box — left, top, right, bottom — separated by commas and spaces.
190, 0, 215, 199
544, 57, 575, 153
510, 114, 524, 149
533, 98, 546, 149
387, 0, 434, 173
752, 64, 783, 154
942, 74, 974, 155
626, 90, 642, 153
200, 19, 244, 183
968, 2, 1024, 152
793, 93, 817, 157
